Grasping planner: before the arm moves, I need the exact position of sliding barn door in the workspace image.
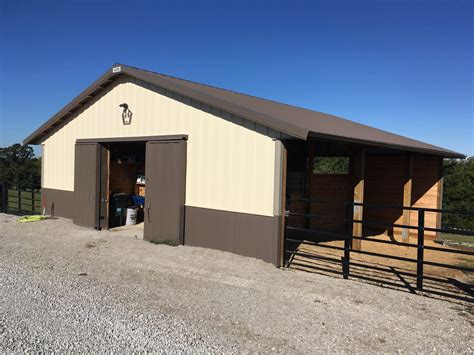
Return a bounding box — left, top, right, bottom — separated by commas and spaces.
144, 140, 187, 244
73, 143, 107, 229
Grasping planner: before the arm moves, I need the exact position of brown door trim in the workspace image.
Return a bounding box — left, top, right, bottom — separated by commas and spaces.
76, 134, 187, 144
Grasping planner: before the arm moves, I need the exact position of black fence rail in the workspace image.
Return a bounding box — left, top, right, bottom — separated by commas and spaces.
6, 187, 42, 215
284, 197, 474, 292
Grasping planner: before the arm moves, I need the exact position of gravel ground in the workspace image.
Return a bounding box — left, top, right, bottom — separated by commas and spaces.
0, 213, 472, 353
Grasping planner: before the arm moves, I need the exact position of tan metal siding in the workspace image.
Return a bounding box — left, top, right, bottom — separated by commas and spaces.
42, 76, 279, 216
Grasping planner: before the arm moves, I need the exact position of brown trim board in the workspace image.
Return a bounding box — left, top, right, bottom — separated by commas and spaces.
42, 188, 74, 219
76, 134, 188, 144
184, 206, 281, 266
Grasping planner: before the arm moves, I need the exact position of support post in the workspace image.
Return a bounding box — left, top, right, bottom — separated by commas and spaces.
402, 153, 413, 241
283, 212, 289, 267
279, 144, 288, 267
352, 149, 365, 250
0, 182, 5, 213
435, 157, 444, 240
343, 202, 352, 279
417, 209, 425, 291
305, 140, 315, 229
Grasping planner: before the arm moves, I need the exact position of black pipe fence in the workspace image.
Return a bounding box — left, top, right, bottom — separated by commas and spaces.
283, 198, 474, 291
4, 186, 42, 215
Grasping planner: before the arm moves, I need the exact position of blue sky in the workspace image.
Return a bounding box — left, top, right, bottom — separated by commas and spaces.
1, 0, 472, 156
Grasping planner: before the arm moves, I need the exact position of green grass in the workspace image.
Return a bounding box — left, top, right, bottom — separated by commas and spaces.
149, 240, 180, 246
438, 233, 474, 245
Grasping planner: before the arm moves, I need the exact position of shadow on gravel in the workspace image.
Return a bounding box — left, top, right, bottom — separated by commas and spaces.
285, 241, 473, 305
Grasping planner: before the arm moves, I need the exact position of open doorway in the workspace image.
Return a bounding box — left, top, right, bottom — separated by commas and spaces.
105, 141, 146, 234
74, 136, 187, 242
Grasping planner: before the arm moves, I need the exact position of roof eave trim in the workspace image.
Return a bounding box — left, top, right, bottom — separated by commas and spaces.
23, 67, 124, 145
308, 131, 465, 158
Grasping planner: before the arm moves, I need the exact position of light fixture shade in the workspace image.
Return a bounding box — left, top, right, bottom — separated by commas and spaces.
122, 110, 132, 125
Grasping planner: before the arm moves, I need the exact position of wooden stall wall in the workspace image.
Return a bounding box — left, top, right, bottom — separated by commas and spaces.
364, 153, 406, 236
410, 154, 443, 238
309, 174, 352, 233
364, 153, 442, 239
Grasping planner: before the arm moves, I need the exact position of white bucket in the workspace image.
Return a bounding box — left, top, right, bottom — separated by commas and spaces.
125, 207, 138, 226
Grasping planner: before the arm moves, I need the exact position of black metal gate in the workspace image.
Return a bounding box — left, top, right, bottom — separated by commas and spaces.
284, 198, 352, 279
283, 198, 474, 299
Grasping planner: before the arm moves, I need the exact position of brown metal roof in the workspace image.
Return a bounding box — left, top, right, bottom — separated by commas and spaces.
24, 64, 464, 158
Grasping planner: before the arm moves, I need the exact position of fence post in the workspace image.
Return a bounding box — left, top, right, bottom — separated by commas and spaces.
283, 210, 289, 267
18, 185, 22, 214
343, 202, 352, 279
0, 182, 5, 213
417, 209, 425, 291
31, 190, 35, 214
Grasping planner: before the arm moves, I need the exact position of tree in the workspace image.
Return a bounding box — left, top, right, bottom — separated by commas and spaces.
0, 144, 41, 190
442, 157, 474, 230
313, 157, 349, 174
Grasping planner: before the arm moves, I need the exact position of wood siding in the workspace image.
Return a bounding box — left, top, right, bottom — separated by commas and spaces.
410, 155, 443, 237
364, 153, 442, 238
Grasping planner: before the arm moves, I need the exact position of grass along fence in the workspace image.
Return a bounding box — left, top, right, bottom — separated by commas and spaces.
6, 188, 42, 215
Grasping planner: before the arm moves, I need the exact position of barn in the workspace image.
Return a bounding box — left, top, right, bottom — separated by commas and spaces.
24, 64, 464, 267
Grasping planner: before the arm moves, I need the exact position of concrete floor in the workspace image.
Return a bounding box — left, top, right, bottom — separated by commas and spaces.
108, 222, 144, 239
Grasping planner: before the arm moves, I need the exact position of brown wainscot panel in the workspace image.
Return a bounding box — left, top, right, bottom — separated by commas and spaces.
184, 206, 281, 266
42, 188, 74, 219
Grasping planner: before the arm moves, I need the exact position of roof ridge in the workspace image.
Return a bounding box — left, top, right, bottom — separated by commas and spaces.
125, 66, 441, 143
122, 63, 329, 116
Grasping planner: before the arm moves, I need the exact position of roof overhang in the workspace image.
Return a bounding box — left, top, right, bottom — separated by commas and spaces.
23, 67, 122, 145
307, 132, 465, 159
23, 63, 466, 159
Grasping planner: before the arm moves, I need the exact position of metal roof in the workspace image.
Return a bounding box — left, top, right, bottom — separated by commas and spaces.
24, 64, 464, 158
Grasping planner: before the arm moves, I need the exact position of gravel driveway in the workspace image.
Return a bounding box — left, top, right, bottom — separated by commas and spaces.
1, 213, 472, 353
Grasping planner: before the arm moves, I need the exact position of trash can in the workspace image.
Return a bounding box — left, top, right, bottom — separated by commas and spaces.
125, 206, 138, 226
109, 193, 132, 227
131, 195, 145, 207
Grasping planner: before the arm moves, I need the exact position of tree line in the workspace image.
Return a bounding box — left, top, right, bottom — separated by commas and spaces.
441, 157, 474, 229
0, 144, 41, 190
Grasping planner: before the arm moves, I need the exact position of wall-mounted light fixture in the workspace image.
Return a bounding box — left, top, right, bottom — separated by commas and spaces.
119, 103, 133, 125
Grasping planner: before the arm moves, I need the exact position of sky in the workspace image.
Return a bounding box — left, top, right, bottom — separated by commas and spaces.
0, 0, 473, 156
